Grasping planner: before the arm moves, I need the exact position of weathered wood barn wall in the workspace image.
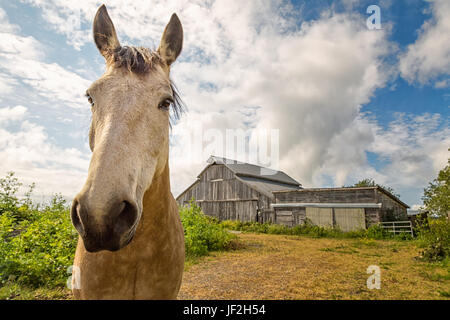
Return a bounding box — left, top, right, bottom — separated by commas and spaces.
272, 187, 409, 231
176, 156, 302, 223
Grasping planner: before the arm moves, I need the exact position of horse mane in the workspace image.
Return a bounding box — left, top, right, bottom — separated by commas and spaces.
111, 46, 185, 122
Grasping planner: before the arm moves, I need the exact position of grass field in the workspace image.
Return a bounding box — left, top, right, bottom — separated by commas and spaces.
179, 233, 449, 300
1, 232, 449, 300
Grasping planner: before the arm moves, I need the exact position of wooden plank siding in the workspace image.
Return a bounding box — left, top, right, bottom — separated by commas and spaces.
305, 207, 333, 227
375, 189, 408, 221
334, 208, 366, 232
274, 188, 377, 204
272, 187, 408, 228
177, 164, 272, 223
276, 211, 295, 227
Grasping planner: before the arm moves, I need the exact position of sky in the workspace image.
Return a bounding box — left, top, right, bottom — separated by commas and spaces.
0, 0, 448, 209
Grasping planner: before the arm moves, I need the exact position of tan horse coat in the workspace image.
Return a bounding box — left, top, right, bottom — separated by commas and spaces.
73, 163, 184, 299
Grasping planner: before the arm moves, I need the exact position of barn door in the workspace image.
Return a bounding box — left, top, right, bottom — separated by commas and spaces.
305, 207, 333, 227
334, 208, 366, 232
276, 211, 294, 227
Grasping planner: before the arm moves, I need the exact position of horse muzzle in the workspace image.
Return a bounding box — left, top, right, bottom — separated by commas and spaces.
70, 197, 139, 252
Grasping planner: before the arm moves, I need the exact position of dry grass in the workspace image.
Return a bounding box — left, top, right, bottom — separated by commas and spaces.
178, 233, 450, 300
0, 283, 70, 300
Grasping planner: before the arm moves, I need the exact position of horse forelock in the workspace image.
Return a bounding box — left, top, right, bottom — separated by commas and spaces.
111, 46, 163, 75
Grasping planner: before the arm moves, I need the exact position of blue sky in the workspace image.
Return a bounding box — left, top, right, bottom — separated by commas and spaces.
0, 0, 448, 208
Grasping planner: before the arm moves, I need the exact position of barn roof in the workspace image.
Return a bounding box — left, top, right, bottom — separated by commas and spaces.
202, 156, 302, 198
176, 156, 302, 200
238, 176, 301, 198
207, 156, 301, 187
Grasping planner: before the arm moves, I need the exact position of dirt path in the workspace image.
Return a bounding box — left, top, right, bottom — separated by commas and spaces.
178, 233, 449, 300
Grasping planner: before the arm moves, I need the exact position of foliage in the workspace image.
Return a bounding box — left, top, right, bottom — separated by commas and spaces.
383, 208, 406, 222
416, 217, 450, 262
217, 219, 401, 240
0, 172, 36, 221
422, 157, 449, 218
0, 172, 22, 210
180, 200, 237, 256
416, 156, 450, 262
348, 178, 401, 198
0, 195, 77, 288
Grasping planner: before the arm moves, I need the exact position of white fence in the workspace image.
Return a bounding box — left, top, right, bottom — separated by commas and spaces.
380, 221, 413, 236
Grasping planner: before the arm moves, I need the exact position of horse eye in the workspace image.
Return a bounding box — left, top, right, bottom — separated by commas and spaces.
158, 98, 173, 111
85, 92, 94, 107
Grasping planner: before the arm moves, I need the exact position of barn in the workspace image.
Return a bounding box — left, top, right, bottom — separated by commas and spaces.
176, 156, 302, 222
177, 156, 409, 231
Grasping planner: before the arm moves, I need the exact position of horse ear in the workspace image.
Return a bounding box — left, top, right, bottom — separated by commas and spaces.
158, 14, 183, 66
93, 5, 121, 58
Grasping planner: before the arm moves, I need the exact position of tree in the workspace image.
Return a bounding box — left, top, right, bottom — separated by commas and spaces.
0, 172, 35, 220
0, 172, 21, 214
422, 157, 449, 218
349, 178, 400, 198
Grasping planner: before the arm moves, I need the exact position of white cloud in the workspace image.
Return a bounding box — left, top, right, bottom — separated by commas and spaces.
319, 112, 449, 195
370, 113, 449, 186
0, 7, 19, 33
0, 7, 91, 109
0, 105, 27, 124
0, 6, 91, 198
0, 115, 89, 198
399, 0, 450, 86
0, 55, 91, 108
435, 79, 450, 89
0, 72, 19, 95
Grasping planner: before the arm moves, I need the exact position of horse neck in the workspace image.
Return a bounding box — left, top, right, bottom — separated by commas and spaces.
138, 160, 174, 233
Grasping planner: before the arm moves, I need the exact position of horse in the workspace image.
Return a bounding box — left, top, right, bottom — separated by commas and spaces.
70, 4, 185, 299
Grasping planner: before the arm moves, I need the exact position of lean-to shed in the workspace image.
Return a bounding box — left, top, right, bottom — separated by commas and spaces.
272, 187, 409, 231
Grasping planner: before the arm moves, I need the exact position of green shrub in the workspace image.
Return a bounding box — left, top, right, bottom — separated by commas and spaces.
218, 218, 408, 240
416, 218, 450, 262
180, 201, 236, 257
366, 224, 391, 239
0, 172, 36, 222
0, 195, 77, 288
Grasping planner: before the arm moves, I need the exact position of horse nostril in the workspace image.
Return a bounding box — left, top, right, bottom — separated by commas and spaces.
70, 199, 85, 236
113, 201, 138, 235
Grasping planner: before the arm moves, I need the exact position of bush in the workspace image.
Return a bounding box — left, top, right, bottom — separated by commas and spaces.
416, 218, 450, 262
218, 219, 404, 240
180, 201, 237, 257
0, 195, 77, 288
0, 172, 36, 221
